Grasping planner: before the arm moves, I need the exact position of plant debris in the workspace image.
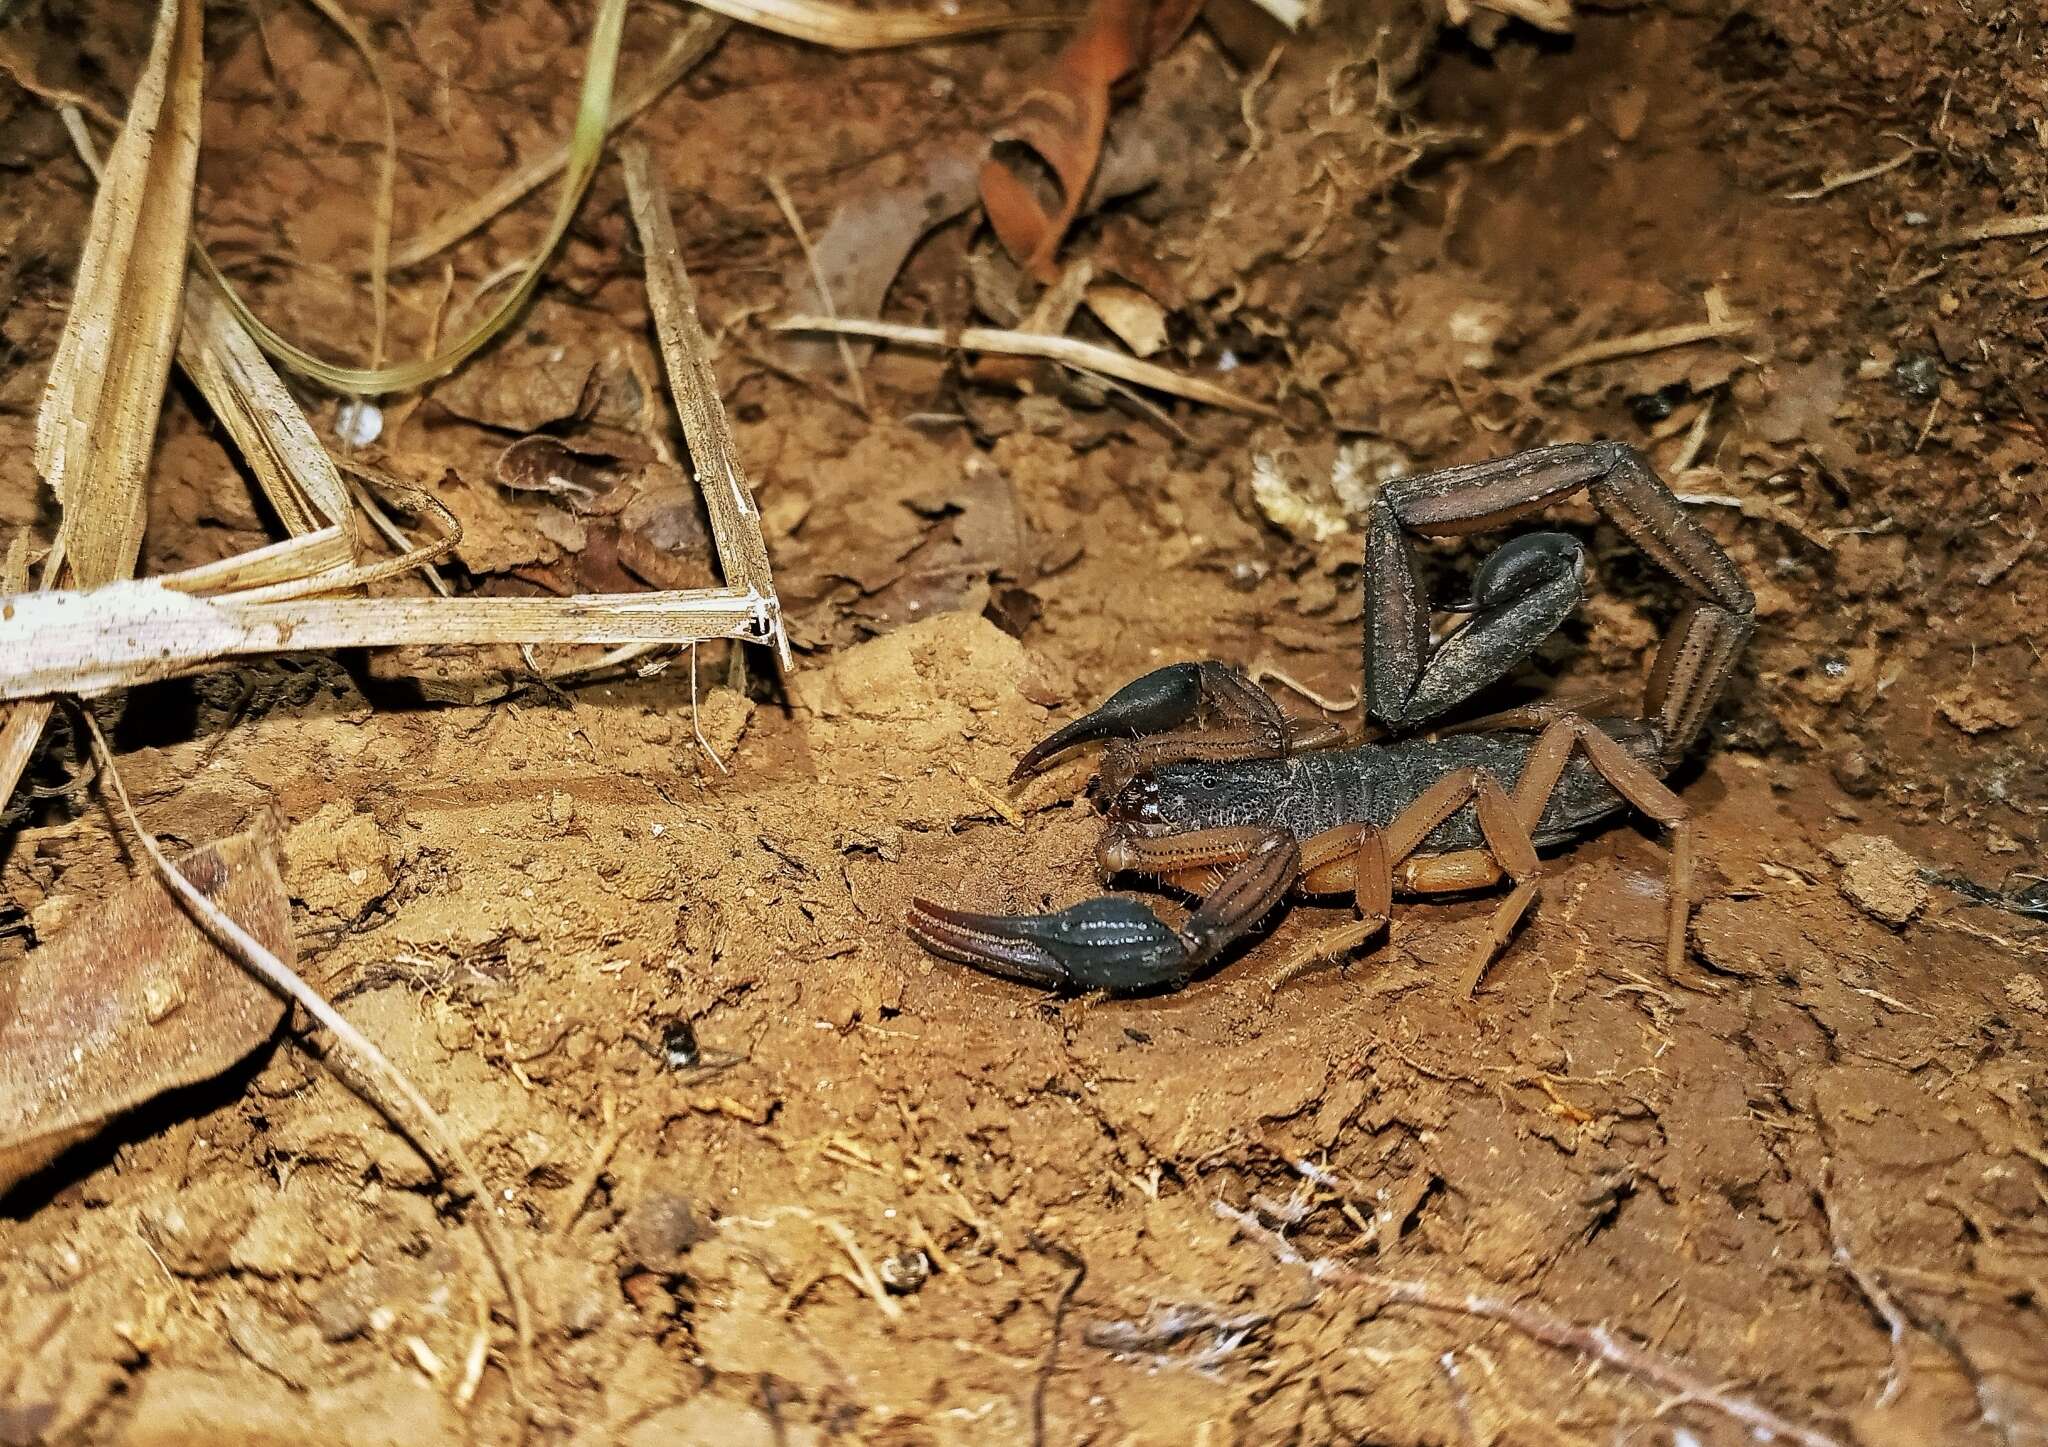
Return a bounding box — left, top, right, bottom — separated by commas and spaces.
0, 820, 289, 1195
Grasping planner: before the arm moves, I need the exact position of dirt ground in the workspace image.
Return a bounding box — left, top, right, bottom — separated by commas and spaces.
2, 0, 2045, 1443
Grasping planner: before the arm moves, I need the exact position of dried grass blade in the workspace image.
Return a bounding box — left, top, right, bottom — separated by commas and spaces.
622, 142, 790, 666
68, 95, 356, 584
35, 0, 202, 586
5, 0, 202, 814
181, 271, 354, 544
776, 313, 1279, 417
197, 0, 629, 394
1509, 316, 1756, 390
389, 13, 730, 270
155, 529, 355, 596
693, 0, 1065, 49
295, 0, 399, 368
0, 583, 775, 701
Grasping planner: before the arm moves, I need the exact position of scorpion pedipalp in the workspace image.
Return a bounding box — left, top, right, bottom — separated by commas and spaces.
1011, 661, 1290, 781
904, 895, 1194, 992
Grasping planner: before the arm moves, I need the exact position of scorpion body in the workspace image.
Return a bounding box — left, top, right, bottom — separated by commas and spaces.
907, 442, 1754, 994
1126, 723, 1660, 859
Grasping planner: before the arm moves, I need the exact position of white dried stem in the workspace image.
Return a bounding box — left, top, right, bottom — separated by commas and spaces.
621, 142, 789, 668
777, 315, 1280, 418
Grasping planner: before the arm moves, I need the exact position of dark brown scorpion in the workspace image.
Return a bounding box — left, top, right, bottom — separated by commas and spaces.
906, 442, 1755, 993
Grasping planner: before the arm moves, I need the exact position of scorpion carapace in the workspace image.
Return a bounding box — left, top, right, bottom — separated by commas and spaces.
906, 441, 1756, 993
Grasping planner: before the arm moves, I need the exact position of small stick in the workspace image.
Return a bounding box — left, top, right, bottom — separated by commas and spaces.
551, 1095, 629, 1237
817, 1217, 902, 1320
775, 315, 1279, 418
766, 174, 868, 414
1668, 394, 1716, 474
1029, 1237, 1088, 1447
1936, 213, 2048, 249
453, 1307, 491, 1409
1782, 145, 1923, 202
81, 714, 535, 1377
1216, 1201, 1845, 1447
951, 763, 1024, 827
1511, 317, 1757, 390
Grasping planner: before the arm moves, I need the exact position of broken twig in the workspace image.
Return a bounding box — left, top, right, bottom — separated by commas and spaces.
1216, 1200, 1844, 1447
776, 315, 1278, 417
1511, 316, 1757, 391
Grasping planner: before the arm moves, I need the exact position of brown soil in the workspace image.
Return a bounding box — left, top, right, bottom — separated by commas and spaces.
3, 1, 2045, 1444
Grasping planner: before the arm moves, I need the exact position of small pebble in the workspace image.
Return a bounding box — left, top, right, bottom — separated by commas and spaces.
879, 1249, 931, 1295
621, 1193, 706, 1269
311, 1286, 369, 1343
335, 400, 383, 448
1888, 353, 1942, 401
1825, 833, 1928, 927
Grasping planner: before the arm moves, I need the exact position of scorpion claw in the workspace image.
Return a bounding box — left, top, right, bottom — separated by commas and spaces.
905, 896, 1192, 992
1012, 662, 1286, 780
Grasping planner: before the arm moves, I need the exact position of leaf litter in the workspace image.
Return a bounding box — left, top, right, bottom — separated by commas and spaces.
2, 0, 2047, 1441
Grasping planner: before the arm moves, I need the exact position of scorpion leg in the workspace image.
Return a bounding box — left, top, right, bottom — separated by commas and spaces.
907, 828, 1299, 993
1501, 713, 1694, 974
1385, 716, 1696, 978
1271, 770, 1543, 993
1266, 825, 1394, 991
1012, 661, 1290, 781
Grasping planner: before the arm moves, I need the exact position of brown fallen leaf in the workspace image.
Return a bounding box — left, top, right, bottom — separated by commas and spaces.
779, 124, 1167, 375
980, 0, 1203, 281
0, 820, 291, 1195
1085, 282, 1169, 356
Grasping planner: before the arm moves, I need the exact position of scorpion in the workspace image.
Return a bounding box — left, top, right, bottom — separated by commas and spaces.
905, 442, 1755, 993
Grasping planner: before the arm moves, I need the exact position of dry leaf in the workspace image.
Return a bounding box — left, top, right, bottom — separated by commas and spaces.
979, 0, 1202, 281
1084, 282, 1169, 356
3, 0, 203, 817
0, 822, 291, 1195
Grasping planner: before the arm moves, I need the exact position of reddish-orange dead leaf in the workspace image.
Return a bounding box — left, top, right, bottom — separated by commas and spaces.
980, 0, 1203, 281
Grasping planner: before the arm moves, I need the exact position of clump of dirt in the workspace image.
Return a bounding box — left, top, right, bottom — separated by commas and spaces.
2, 1, 2045, 1444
